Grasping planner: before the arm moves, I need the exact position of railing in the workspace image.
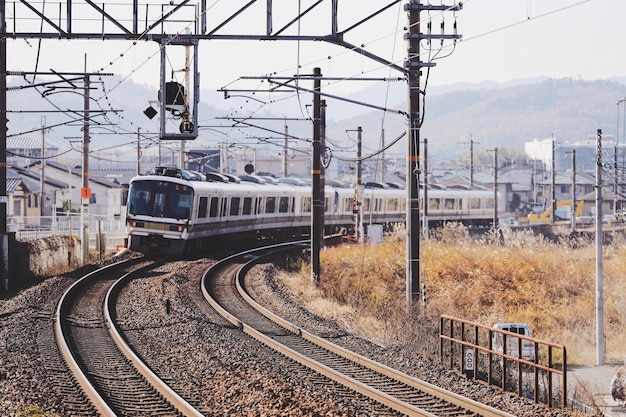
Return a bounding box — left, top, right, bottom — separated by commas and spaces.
7, 215, 127, 250
440, 315, 567, 409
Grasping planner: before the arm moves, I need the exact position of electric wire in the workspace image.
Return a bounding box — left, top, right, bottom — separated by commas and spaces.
6, 0, 600, 171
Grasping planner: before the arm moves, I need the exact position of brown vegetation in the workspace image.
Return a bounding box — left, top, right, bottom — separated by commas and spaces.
283, 224, 626, 365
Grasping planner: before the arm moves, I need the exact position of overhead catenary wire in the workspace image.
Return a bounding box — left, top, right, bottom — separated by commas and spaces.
6, 0, 597, 164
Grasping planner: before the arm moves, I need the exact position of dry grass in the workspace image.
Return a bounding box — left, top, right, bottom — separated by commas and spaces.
283, 224, 626, 365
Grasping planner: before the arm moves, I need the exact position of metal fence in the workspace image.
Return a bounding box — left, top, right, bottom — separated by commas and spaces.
8, 215, 127, 250
440, 315, 567, 409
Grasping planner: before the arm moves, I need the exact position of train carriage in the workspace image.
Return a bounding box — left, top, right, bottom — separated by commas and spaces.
126, 167, 501, 256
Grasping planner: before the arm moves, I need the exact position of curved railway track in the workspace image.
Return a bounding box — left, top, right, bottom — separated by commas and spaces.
55, 258, 203, 417
202, 243, 517, 417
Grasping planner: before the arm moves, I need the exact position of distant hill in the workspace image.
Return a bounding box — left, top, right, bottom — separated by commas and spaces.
326, 78, 626, 158
7, 76, 626, 166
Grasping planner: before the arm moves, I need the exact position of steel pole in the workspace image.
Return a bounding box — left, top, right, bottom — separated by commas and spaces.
595, 129, 605, 366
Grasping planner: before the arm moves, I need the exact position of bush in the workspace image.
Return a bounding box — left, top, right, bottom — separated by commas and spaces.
292, 226, 626, 365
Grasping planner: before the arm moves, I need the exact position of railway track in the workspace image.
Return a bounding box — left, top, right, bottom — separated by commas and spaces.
55, 258, 203, 417
202, 243, 517, 417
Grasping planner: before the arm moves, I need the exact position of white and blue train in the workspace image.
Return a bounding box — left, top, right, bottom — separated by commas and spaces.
125, 167, 500, 255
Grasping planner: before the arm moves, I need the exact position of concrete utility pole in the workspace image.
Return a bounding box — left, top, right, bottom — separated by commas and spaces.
81, 63, 90, 264
136, 127, 141, 176
487, 148, 498, 230
1, 0, 8, 293
423, 138, 428, 237
282, 123, 288, 177
614, 142, 618, 219
40, 117, 46, 213
357, 127, 363, 244
319, 99, 326, 249
494, 148, 498, 230
569, 149, 576, 232
311, 67, 322, 286
405, 1, 462, 310
457, 136, 478, 188
595, 129, 605, 366
551, 136, 557, 224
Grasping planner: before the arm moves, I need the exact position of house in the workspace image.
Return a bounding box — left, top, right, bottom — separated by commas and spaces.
535, 171, 596, 209
6, 174, 37, 218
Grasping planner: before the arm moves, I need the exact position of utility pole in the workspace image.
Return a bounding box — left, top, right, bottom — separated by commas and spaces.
380, 129, 386, 181
457, 136, 478, 188
136, 127, 141, 176
405, 0, 462, 310
81, 63, 90, 264
487, 148, 498, 231
551, 136, 556, 224
346, 126, 363, 243
423, 138, 428, 237
357, 127, 363, 189
357, 126, 363, 244
570, 149, 576, 232
614, 142, 618, 219
319, 100, 326, 248
595, 128, 605, 366
494, 148, 498, 230
282, 122, 288, 177
1, 0, 8, 293
311, 67, 322, 286
40, 117, 46, 214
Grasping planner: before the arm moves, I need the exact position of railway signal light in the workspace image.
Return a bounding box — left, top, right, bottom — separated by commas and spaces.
352, 199, 360, 214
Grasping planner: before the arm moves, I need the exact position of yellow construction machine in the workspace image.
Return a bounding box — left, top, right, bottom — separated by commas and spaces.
527, 200, 584, 223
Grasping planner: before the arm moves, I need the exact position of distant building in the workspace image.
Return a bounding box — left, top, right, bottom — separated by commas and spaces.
7, 136, 60, 167
525, 135, 625, 173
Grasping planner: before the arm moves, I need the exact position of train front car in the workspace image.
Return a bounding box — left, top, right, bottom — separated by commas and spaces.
126, 174, 194, 256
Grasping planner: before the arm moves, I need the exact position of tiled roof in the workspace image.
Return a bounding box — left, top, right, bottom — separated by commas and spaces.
7, 136, 59, 150
6, 177, 24, 194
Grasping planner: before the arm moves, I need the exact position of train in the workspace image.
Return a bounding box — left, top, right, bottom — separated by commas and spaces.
125, 167, 501, 255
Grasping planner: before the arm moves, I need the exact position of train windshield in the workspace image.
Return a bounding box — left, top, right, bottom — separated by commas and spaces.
128, 180, 193, 220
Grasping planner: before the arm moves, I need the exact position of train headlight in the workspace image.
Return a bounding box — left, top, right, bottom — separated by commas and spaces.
131, 221, 144, 228
169, 225, 185, 232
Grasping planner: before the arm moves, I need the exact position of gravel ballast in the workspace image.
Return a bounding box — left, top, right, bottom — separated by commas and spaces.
0, 256, 577, 416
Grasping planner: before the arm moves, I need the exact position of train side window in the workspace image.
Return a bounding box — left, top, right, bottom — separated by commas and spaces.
198, 197, 208, 218
444, 198, 455, 210
362, 198, 371, 212
302, 197, 312, 213
486, 198, 495, 209
428, 198, 440, 210
242, 197, 252, 215
256, 198, 262, 215
221, 198, 228, 218
265, 196, 276, 214
290, 197, 295, 213
230, 197, 241, 216
387, 198, 398, 211
279, 196, 289, 213
344, 197, 352, 213
324, 197, 329, 212
471, 198, 481, 209
209, 197, 219, 218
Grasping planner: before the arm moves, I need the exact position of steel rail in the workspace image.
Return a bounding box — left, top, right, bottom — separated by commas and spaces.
54, 259, 133, 417
55, 258, 198, 416
202, 243, 516, 417
235, 254, 516, 417
104, 265, 204, 417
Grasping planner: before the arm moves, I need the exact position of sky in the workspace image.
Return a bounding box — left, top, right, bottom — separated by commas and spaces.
5, 0, 625, 91
4, 0, 626, 158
